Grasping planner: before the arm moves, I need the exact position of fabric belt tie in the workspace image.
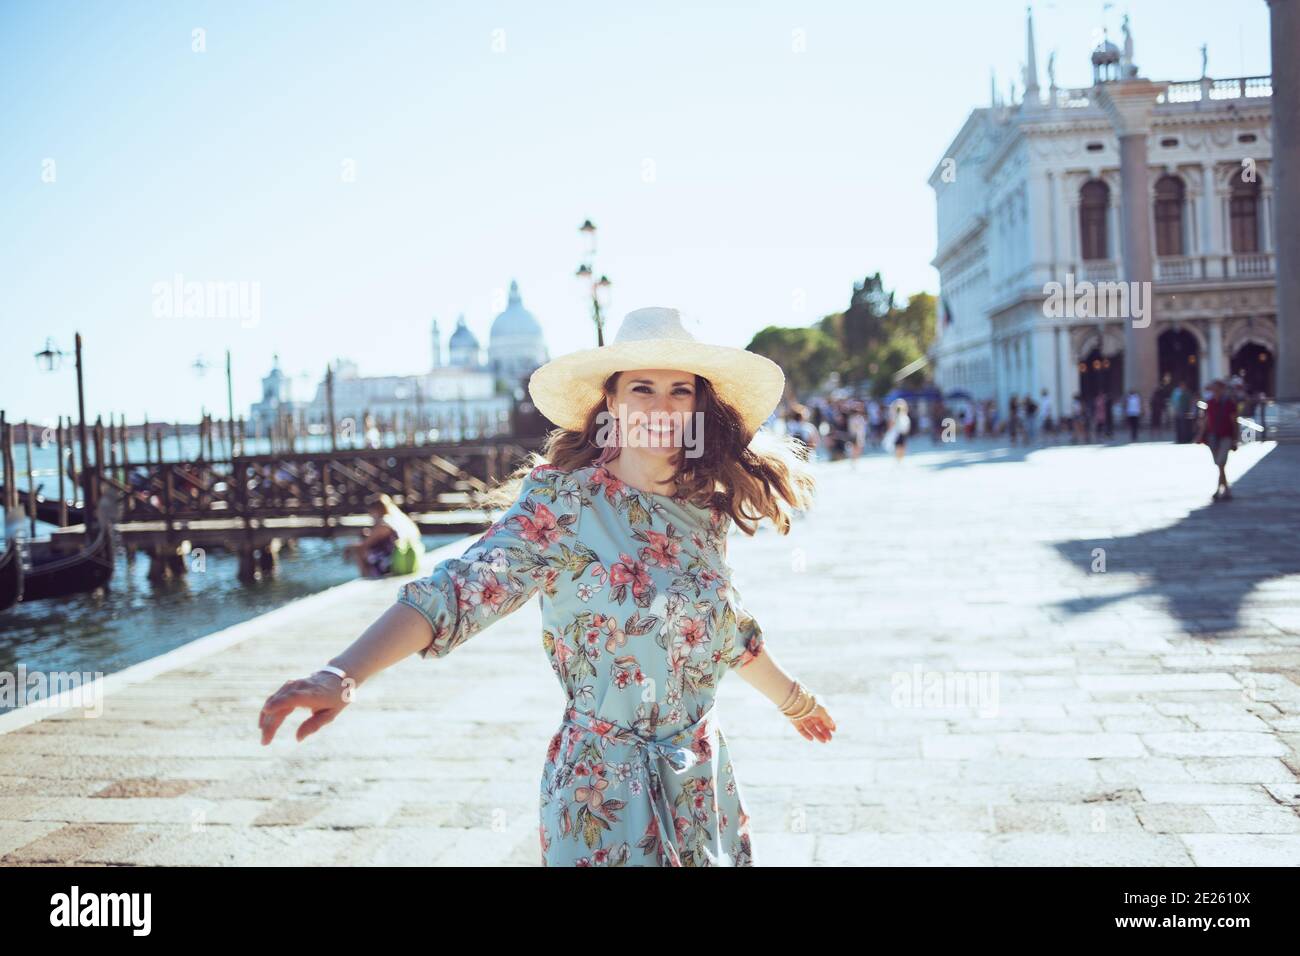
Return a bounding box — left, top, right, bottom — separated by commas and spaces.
562, 704, 716, 867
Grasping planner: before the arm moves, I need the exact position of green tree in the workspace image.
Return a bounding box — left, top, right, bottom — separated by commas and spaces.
747, 326, 840, 398
747, 276, 937, 402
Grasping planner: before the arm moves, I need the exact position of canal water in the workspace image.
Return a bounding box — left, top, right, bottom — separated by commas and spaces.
0, 528, 462, 713
0, 429, 492, 712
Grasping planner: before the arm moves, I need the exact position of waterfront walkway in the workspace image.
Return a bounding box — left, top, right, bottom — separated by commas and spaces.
2, 438, 1298, 865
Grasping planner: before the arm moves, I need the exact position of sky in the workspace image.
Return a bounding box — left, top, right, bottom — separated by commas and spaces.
0, 0, 1274, 424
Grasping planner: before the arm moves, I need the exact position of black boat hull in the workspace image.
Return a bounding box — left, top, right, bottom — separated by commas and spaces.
21, 525, 114, 602
0, 539, 21, 611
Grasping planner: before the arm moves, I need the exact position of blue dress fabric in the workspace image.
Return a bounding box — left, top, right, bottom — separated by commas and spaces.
396, 461, 765, 866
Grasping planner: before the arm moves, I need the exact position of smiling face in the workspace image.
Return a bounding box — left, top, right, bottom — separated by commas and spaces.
605, 368, 699, 459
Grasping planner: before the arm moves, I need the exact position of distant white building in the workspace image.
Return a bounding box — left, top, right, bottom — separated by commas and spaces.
489, 279, 550, 386
929, 10, 1278, 416
250, 280, 551, 441
248, 354, 307, 434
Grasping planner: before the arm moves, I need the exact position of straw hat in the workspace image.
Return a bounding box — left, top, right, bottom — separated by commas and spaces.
527, 306, 785, 437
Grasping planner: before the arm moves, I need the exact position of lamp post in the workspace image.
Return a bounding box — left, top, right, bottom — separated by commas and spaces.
576, 219, 613, 346
35, 334, 94, 518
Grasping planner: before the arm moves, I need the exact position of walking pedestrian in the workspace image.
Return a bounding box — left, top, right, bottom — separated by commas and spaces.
1125, 390, 1142, 442
1197, 378, 1239, 502
883, 398, 911, 462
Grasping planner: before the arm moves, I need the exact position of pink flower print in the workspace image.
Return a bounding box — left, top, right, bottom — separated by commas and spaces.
639, 530, 682, 569
551, 636, 574, 677
588, 465, 626, 503
679, 616, 708, 654
599, 615, 628, 653
510, 503, 562, 548
593, 847, 610, 865
469, 575, 510, 613
610, 553, 654, 601
535, 567, 561, 596
589, 563, 609, 585
575, 769, 610, 814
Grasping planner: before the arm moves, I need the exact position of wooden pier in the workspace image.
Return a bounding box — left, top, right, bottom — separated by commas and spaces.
2, 416, 543, 584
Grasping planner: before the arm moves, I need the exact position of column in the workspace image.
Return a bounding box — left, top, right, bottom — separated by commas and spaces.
1201, 164, 1223, 278
1032, 325, 1055, 410
1097, 78, 1167, 401
1207, 317, 1225, 381
1056, 326, 1077, 412
1267, 0, 1300, 396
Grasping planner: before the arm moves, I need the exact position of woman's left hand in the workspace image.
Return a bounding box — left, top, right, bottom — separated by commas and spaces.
790, 702, 836, 743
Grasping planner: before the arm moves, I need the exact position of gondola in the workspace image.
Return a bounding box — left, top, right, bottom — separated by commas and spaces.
0, 538, 22, 611
0, 484, 87, 527
20, 520, 115, 602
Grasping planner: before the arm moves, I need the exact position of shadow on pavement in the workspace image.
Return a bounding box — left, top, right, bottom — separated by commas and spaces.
1049, 443, 1300, 634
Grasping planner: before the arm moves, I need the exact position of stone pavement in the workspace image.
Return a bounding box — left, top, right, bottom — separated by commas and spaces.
1, 437, 1298, 866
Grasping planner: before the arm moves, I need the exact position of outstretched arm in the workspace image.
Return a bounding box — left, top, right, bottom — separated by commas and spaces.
259, 465, 583, 744
734, 646, 835, 743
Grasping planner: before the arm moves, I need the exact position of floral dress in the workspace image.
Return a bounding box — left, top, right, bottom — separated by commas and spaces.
396, 461, 766, 866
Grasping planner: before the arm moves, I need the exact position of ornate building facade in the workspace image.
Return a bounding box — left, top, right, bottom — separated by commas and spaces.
929, 11, 1278, 417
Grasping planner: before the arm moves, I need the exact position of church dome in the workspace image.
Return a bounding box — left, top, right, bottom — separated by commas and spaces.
490, 279, 542, 341
449, 314, 479, 350
1091, 38, 1120, 67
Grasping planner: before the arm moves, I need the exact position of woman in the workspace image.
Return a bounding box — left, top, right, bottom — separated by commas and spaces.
883, 398, 910, 462
258, 306, 833, 867
343, 493, 425, 578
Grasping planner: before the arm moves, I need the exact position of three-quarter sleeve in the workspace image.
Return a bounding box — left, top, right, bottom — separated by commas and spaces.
723, 577, 766, 669
396, 464, 583, 660
715, 515, 765, 670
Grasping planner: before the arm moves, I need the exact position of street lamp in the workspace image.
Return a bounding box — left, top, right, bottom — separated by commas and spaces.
35, 337, 65, 372
34, 333, 93, 517
576, 219, 613, 346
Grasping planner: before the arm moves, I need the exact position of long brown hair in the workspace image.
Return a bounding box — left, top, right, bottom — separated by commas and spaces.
480, 371, 815, 535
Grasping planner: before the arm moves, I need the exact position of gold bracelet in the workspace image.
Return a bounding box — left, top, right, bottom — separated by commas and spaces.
783, 687, 811, 717
780, 686, 811, 717
778, 679, 800, 712
789, 698, 817, 721
779, 683, 806, 715
783, 690, 817, 720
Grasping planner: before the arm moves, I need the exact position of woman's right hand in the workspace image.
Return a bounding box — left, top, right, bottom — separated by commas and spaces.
258, 671, 354, 745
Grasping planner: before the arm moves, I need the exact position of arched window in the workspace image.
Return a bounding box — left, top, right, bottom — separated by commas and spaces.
1154, 175, 1185, 256
1230, 171, 1261, 253
1080, 180, 1109, 260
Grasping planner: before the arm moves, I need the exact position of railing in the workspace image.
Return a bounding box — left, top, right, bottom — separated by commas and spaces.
1155, 256, 1198, 281
1147, 253, 1274, 283
1156, 75, 1272, 105
1051, 87, 1094, 109
106, 438, 546, 527
1228, 252, 1274, 277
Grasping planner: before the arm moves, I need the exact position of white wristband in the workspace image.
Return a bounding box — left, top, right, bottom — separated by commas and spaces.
318, 665, 348, 682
